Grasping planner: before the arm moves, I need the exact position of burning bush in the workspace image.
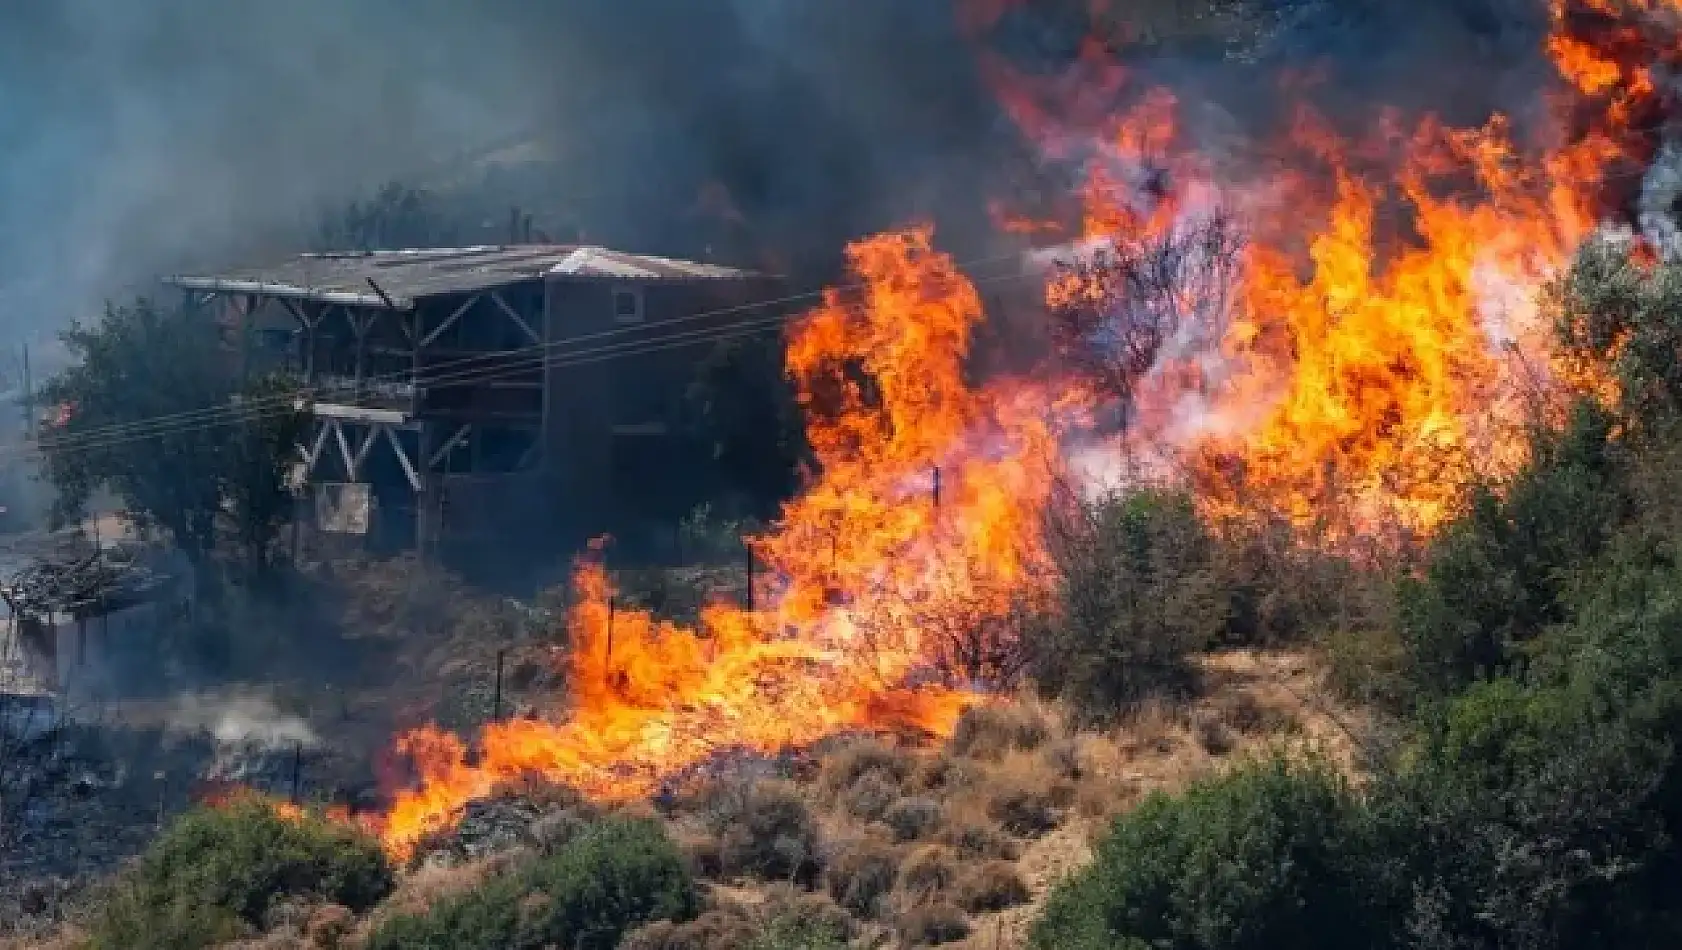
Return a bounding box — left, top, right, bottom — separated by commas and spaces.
365, 816, 697, 950
85, 797, 393, 950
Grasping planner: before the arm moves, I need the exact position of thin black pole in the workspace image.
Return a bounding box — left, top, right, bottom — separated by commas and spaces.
932, 466, 941, 507
745, 542, 755, 612
492, 648, 505, 721
290, 741, 303, 804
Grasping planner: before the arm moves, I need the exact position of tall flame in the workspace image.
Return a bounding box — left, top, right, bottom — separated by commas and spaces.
377, 230, 1071, 858
983, 0, 1672, 540
355, 0, 1682, 853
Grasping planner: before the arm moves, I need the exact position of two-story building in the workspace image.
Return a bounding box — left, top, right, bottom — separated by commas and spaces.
166, 245, 783, 558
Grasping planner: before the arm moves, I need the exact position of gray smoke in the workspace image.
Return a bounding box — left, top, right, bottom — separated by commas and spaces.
0, 0, 1575, 348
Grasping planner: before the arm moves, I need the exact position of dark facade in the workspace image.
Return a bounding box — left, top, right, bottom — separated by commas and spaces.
167, 245, 783, 559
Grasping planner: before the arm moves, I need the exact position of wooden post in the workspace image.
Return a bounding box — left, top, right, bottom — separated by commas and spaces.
19, 343, 32, 437
290, 741, 303, 804
745, 542, 755, 612
932, 466, 941, 507
492, 648, 505, 722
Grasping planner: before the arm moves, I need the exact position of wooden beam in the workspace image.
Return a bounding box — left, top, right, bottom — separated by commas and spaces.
305, 419, 332, 471
386, 426, 423, 492
351, 423, 380, 477
428, 423, 471, 469
420, 295, 480, 347
489, 290, 540, 344
332, 420, 356, 481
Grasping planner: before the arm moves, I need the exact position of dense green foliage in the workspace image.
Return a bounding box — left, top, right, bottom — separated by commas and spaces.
365, 816, 698, 950
1033, 757, 1382, 950
40, 297, 310, 569
86, 798, 393, 950
1031, 236, 1682, 950
1034, 491, 1226, 721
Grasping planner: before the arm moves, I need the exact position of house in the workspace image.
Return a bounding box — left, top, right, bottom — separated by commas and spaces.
166, 245, 785, 557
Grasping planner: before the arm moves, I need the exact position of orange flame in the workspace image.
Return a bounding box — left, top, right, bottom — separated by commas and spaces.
343, 0, 1682, 855
375, 229, 1073, 859
995, 0, 1670, 541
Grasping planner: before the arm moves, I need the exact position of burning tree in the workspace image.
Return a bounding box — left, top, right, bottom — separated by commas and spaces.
1043, 208, 1245, 433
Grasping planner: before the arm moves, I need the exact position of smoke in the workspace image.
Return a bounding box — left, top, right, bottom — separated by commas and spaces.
0, 0, 1577, 347
166, 690, 316, 750
0, 0, 1037, 343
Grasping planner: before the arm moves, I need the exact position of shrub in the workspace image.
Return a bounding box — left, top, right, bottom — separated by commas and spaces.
840, 771, 901, 823
818, 738, 911, 800
896, 845, 959, 905
713, 782, 823, 885
1034, 491, 1224, 723
1398, 403, 1626, 698
883, 795, 945, 842
1030, 756, 1383, 950
86, 798, 393, 950
745, 913, 851, 950
956, 862, 1030, 913
366, 816, 697, 950
896, 902, 970, 946
619, 909, 757, 950
824, 839, 900, 919
949, 704, 1050, 760
940, 822, 1019, 861
987, 781, 1060, 838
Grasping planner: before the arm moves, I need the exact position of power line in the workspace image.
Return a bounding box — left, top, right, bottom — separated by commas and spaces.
26, 251, 1033, 455
10, 264, 1043, 464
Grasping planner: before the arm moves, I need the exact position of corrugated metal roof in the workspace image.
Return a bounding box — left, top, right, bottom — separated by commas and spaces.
168, 244, 764, 308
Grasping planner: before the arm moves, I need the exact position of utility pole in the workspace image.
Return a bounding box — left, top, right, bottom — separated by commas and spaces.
20, 342, 33, 437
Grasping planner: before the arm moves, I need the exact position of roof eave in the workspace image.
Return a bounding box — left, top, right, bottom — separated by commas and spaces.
167, 276, 413, 310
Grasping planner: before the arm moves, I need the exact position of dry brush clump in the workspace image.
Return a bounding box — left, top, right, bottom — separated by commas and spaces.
948, 703, 1052, 761
895, 901, 970, 946
895, 844, 960, 908
823, 838, 901, 920
685, 778, 823, 887
954, 861, 1030, 914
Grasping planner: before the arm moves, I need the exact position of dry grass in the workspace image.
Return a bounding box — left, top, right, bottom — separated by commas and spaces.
11, 647, 1367, 950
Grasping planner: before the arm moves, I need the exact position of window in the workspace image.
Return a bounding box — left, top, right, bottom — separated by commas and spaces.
612, 286, 644, 324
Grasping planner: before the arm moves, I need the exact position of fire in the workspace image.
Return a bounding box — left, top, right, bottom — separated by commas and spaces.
376, 229, 1071, 858
339, 0, 1682, 855
993, 0, 1674, 540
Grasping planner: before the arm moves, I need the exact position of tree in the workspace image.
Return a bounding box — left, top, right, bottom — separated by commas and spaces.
39, 298, 308, 570
683, 334, 807, 513
314, 181, 463, 252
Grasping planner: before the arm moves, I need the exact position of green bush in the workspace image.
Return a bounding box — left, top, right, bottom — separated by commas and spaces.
745, 913, 851, 950
1035, 490, 1227, 723
366, 816, 698, 950
86, 797, 393, 950
1397, 402, 1627, 697
1030, 756, 1383, 950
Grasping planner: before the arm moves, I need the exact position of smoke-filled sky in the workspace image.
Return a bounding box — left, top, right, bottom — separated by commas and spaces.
0, 0, 1551, 348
